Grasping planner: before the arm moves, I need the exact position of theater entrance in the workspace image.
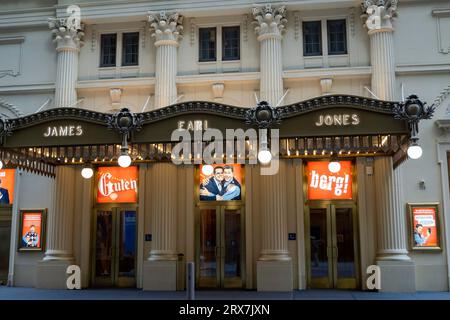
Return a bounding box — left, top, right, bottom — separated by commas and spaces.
196, 205, 244, 289
305, 203, 359, 289
91, 207, 137, 287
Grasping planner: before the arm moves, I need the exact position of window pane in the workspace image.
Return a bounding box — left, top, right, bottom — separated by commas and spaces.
100, 34, 117, 67
199, 27, 216, 62
303, 21, 322, 56
222, 26, 240, 61
327, 20, 347, 55
122, 32, 139, 66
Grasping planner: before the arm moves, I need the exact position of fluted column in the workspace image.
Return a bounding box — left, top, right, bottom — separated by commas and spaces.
259, 161, 290, 261
148, 11, 183, 109
148, 163, 177, 261
43, 166, 76, 261
362, 0, 398, 100
253, 4, 287, 106
48, 18, 84, 108
374, 157, 410, 261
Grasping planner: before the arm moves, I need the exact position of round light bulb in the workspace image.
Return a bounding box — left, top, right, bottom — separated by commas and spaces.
258, 149, 272, 164
202, 165, 214, 176
118, 154, 132, 168
328, 161, 341, 173
407, 144, 423, 160
0, 160, 3, 170
81, 167, 94, 179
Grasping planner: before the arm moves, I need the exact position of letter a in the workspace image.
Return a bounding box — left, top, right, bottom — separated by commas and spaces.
66, 265, 81, 289
366, 265, 381, 290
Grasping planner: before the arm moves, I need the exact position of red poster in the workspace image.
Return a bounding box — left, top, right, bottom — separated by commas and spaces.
412, 207, 438, 248
21, 212, 42, 249
0, 169, 15, 205
307, 161, 353, 200
97, 166, 138, 203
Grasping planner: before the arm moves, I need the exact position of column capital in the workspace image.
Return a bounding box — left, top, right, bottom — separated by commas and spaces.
252, 4, 287, 41
48, 17, 84, 51
148, 11, 183, 46
361, 0, 398, 34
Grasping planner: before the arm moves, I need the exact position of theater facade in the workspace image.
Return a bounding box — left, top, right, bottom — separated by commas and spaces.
1, 0, 450, 293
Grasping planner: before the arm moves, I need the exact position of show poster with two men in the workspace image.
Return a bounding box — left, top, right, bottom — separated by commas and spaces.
199, 164, 242, 201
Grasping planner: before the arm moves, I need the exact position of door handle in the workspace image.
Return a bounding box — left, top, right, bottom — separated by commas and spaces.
215, 246, 219, 258
326, 246, 331, 258
333, 246, 338, 258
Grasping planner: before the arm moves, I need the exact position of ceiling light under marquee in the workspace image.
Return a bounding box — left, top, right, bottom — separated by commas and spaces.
407, 144, 423, 160
81, 167, 94, 179
202, 165, 214, 176
258, 149, 272, 164
328, 160, 341, 173
118, 154, 132, 168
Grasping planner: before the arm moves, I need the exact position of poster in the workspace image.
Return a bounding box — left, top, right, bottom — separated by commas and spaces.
199, 164, 243, 201
306, 161, 353, 200
408, 203, 441, 250
97, 166, 138, 203
0, 169, 15, 205
18, 209, 46, 251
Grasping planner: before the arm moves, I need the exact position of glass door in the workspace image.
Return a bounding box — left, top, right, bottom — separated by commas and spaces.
92, 207, 137, 287
306, 203, 358, 289
0, 207, 12, 285
197, 205, 244, 288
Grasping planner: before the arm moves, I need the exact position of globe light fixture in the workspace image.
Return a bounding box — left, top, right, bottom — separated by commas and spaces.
201, 164, 214, 176
258, 149, 272, 164
407, 143, 423, 160
328, 160, 341, 173
118, 151, 132, 168
81, 167, 94, 179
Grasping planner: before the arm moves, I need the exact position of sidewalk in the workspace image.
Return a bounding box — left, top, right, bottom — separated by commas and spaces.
1, 286, 450, 300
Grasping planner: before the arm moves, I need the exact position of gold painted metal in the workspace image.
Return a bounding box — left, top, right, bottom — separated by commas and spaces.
91, 204, 138, 288
303, 159, 360, 289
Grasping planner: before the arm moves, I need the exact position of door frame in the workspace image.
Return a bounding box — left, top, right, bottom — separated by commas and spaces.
0, 206, 12, 285
90, 204, 138, 288
304, 201, 360, 289
195, 203, 246, 289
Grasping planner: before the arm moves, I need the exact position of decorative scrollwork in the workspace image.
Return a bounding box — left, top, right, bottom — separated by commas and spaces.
393, 94, 435, 138
245, 101, 282, 128
106, 108, 144, 135
0, 118, 12, 137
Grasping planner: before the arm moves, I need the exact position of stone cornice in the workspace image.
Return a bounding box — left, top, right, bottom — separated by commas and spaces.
148, 11, 183, 45
252, 4, 287, 40
361, 0, 398, 33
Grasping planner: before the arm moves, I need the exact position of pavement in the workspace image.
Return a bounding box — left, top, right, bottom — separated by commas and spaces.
1, 286, 450, 300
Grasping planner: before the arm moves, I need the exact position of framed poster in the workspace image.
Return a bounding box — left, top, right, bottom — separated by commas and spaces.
408, 203, 441, 251
18, 209, 47, 251
306, 161, 353, 200
199, 164, 243, 201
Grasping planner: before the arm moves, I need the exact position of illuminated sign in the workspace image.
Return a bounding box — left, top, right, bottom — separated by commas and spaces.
315, 114, 360, 127
307, 161, 352, 200
43, 125, 83, 137
97, 166, 138, 203
18, 209, 47, 251
0, 169, 15, 205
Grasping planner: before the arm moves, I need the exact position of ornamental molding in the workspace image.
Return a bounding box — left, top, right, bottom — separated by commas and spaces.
393, 94, 435, 138
106, 107, 143, 135
4, 95, 413, 132
361, 0, 398, 33
245, 101, 281, 129
252, 4, 287, 40
148, 11, 183, 45
48, 17, 85, 50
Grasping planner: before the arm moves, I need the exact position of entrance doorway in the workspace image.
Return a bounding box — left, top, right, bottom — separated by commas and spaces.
92, 207, 137, 287
196, 205, 244, 288
0, 207, 12, 285
305, 203, 359, 289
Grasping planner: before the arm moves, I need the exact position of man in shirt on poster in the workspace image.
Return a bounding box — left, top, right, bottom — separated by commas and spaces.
414, 223, 431, 246
22, 225, 39, 247
200, 166, 225, 201
216, 165, 241, 201
0, 178, 10, 204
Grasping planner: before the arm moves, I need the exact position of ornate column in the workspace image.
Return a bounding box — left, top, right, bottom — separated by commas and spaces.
48, 18, 84, 108
148, 11, 183, 109
252, 4, 287, 106
362, 0, 397, 100
36, 166, 77, 289
373, 157, 409, 260
256, 161, 292, 291
373, 157, 415, 292
143, 163, 178, 290
148, 163, 177, 261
